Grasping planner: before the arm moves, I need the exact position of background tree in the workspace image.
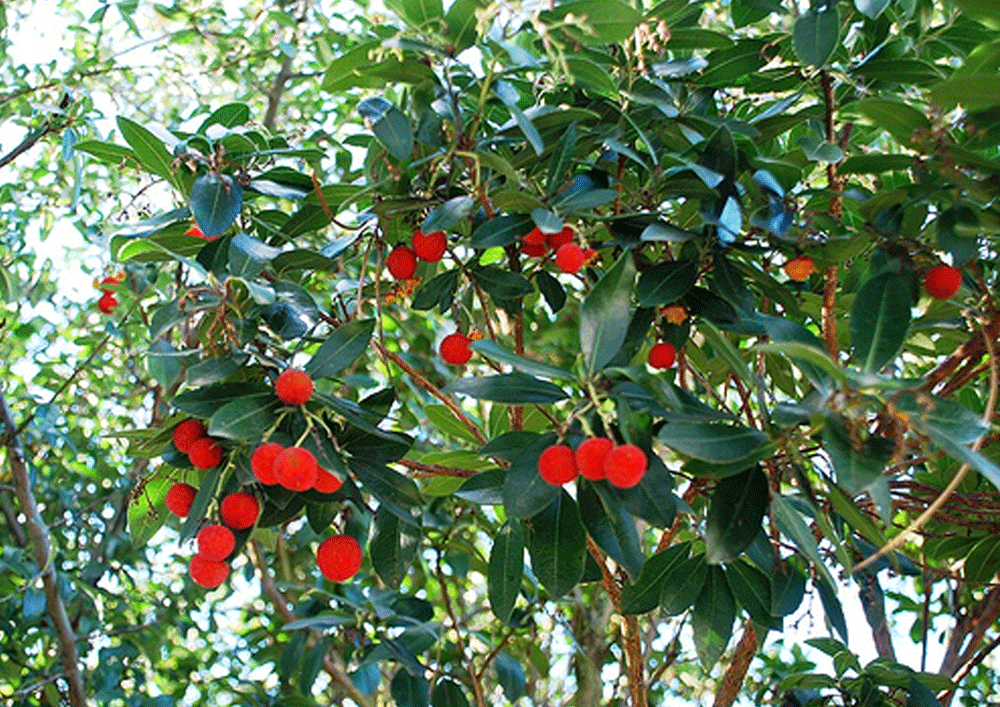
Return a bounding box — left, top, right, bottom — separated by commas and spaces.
2, 1, 1000, 706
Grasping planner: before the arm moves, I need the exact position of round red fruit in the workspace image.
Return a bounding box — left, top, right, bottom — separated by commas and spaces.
275, 369, 314, 406
411, 229, 447, 262
188, 437, 224, 470
189, 554, 230, 588
386, 245, 418, 280
317, 535, 363, 582
522, 242, 547, 258
97, 293, 117, 314
604, 444, 648, 489
251, 442, 284, 485
196, 524, 235, 562
555, 243, 585, 274
172, 419, 207, 454
547, 226, 574, 251
220, 492, 260, 530
273, 446, 319, 492
924, 264, 961, 300
165, 482, 197, 517
314, 468, 343, 494
648, 342, 677, 370
523, 226, 547, 246
439, 333, 473, 365
538, 444, 578, 486
575, 438, 613, 481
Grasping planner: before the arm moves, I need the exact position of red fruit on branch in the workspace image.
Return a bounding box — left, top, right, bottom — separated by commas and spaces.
189, 554, 230, 588
220, 492, 259, 530
188, 437, 224, 470
523, 226, 547, 245
251, 442, 284, 485
411, 229, 447, 262
546, 226, 574, 251
196, 524, 235, 562
555, 243, 585, 274
386, 245, 418, 280
647, 342, 676, 369
604, 444, 648, 489
522, 242, 547, 258
172, 419, 208, 454
783, 256, 816, 282
317, 535, 363, 582
97, 293, 117, 314
275, 369, 314, 405
574, 438, 613, 481
273, 446, 319, 492
924, 264, 962, 300
314, 468, 343, 494
439, 332, 473, 365
538, 444, 578, 486
165, 482, 197, 517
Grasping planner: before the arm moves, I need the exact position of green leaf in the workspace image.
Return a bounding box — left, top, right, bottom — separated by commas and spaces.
488, 520, 525, 623
580, 252, 636, 373
422, 196, 475, 233
358, 96, 414, 161
793, 7, 839, 68
127, 475, 169, 546
228, 232, 282, 278
636, 260, 698, 307
771, 495, 835, 588
726, 560, 781, 630
412, 270, 460, 312
199, 103, 250, 132
850, 271, 912, 373
444, 373, 568, 404
494, 653, 526, 702
930, 75, 1000, 111
620, 542, 691, 615
658, 422, 768, 464
854, 0, 889, 20
691, 566, 736, 668
614, 456, 677, 528
822, 417, 888, 496
546, 121, 578, 196
391, 671, 430, 707
705, 466, 769, 565
907, 676, 943, 707
444, 0, 489, 51
470, 267, 534, 301
579, 482, 644, 581
386, 0, 443, 26
305, 319, 376, 379
370, 509, 421, 588
469, 339, 573, 380
541, 0, 642, 44
527, 491, 587, 599
350, 460, 423, 525
536, 270, 567, 313
190, 173, 243, 238
74, 139, 137, 164
502, 433, 560, 518
172, 383, 271, 417
431, 678, 469, 707
179, 467, 223, 542
208, 397, 280, 441
117, 116, 185, 192
660, 554, 709, 615
471, 214, 533, 249
843, 98, 931, 144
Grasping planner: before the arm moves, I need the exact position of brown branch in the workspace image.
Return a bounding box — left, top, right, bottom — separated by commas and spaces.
0, 389, 86, 707
819, 70, 843, 217
712, 622, 758, 707
397, 457, 476, 478
262, 52, 295, 130
822, 265, 839, 357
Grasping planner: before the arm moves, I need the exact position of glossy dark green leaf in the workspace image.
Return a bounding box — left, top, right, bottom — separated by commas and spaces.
660, 554, 708, 615
391, 670, 430, 707
614, 455, 677, 528
146, 339, 185, 388
444, 373, 567, 404
199, 103, 250, 132
430, 678, 469, 707
117, 116, 185, 192
370, 509, 421, 588
228, 232, 282, 278
358, 96, 413, 160
349, 460, 422, 526
546, 121, 578, 196
172, 383, 270, 417
692, 566, 736, 668
580, 252, 636, 373
469, 339, 573, 380
936, 205, 979, 266
527, 491, 587, 599
386, 0, 443, 26
412, 270, 460, 312
502, 433, 559, 518
850, 271, 912, 373
179, 467, 222, 542
306, 501, 337, 534
488, 520, 525, 623
208, 397, 279, 441
422, 195, 474, 233
906, 676, 942, 707
620, 542, 691, 615
822, 417, 888, 496
470, 214, 533, 249
636, 260, 698, 307
74, 139, 136, 164
579, 482, 643, 581
471, 267, 534, 302
494, 652, 526, 702
658, 422, 767, 464
854, 0, 890, 20
817, 576, 849, 643
190, 173, 243, 238
305, 318, 375, 379
444, 0, 489, 51
771, 495, 835, 588
726, 560, 781, 630
793, 7, 839, 68
705, 466, 769, 565
300, 638, 328, 696
541, 0, 642, 44
536, 269, 567, 313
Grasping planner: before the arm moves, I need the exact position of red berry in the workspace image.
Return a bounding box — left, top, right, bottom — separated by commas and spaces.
275, 369, 314, 406
165, 482, 197, 517
524, 226, 547, 245
555, 243, 585, 274
97, 293, 117, 314
188, 437, 224, 470
273, 447, 319, 492
99, 276, 121, 294
522, 242, 547, 258
317, 535, 363, 582
196, 524, 235, 561
386, 245, 418, 280
220, 492, 259, 530
547, 226, 574, 251
924, 264, 962, 300
185, 224, 215, 241
538, 444, 578, 486
575, 438, 613, 481
314, 468, 343, 494
439, 333, 473, 365
648, 342, 677, 370
172, 419, 208, 454
411, 229, 447, 262
604, 444, 648, 489
251, 442, 284, 485
783, 256, 816, 282
189, 554, 230, 588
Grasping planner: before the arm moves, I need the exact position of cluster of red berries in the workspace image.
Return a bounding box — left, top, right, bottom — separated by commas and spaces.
538, 439, 648, 489
173, 419, 225, 469
521, 226, 597, 274
250, 441, 343, 493
386, 229, 448, 280
96, 275, 122, 314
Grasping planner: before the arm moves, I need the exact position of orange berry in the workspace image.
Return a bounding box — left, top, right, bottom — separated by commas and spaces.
188, 437, 224, 470
251, 442, 284, 485
220, 492, 259, 530
439, 333, 473, 365
648, 342, 677, 369
386, 245, 418, 280
189, 554, 230, 588
574, 438, 613, 481
275, 369, 314, 406
555, 243, 585, 274
523, 226, 547, 245
172, 419, 207, 454
317, 535, 363, 582
273, 447, 319, 492
313, 468, 343, 494
538, 444, 578, 486
924, 264, 961, 300
783, 256, 816, 282
196, 524, 235, 561
97, 293, 117, 314
411, 229, 447, 262
165, 482, 197, 517
661, 304, 687, 325
604, 444, 648, 489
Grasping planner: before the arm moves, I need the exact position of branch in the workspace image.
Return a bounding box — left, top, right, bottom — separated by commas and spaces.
712, 622, 757, 707
0, 389, 86, 707
0, 93, 71, 170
